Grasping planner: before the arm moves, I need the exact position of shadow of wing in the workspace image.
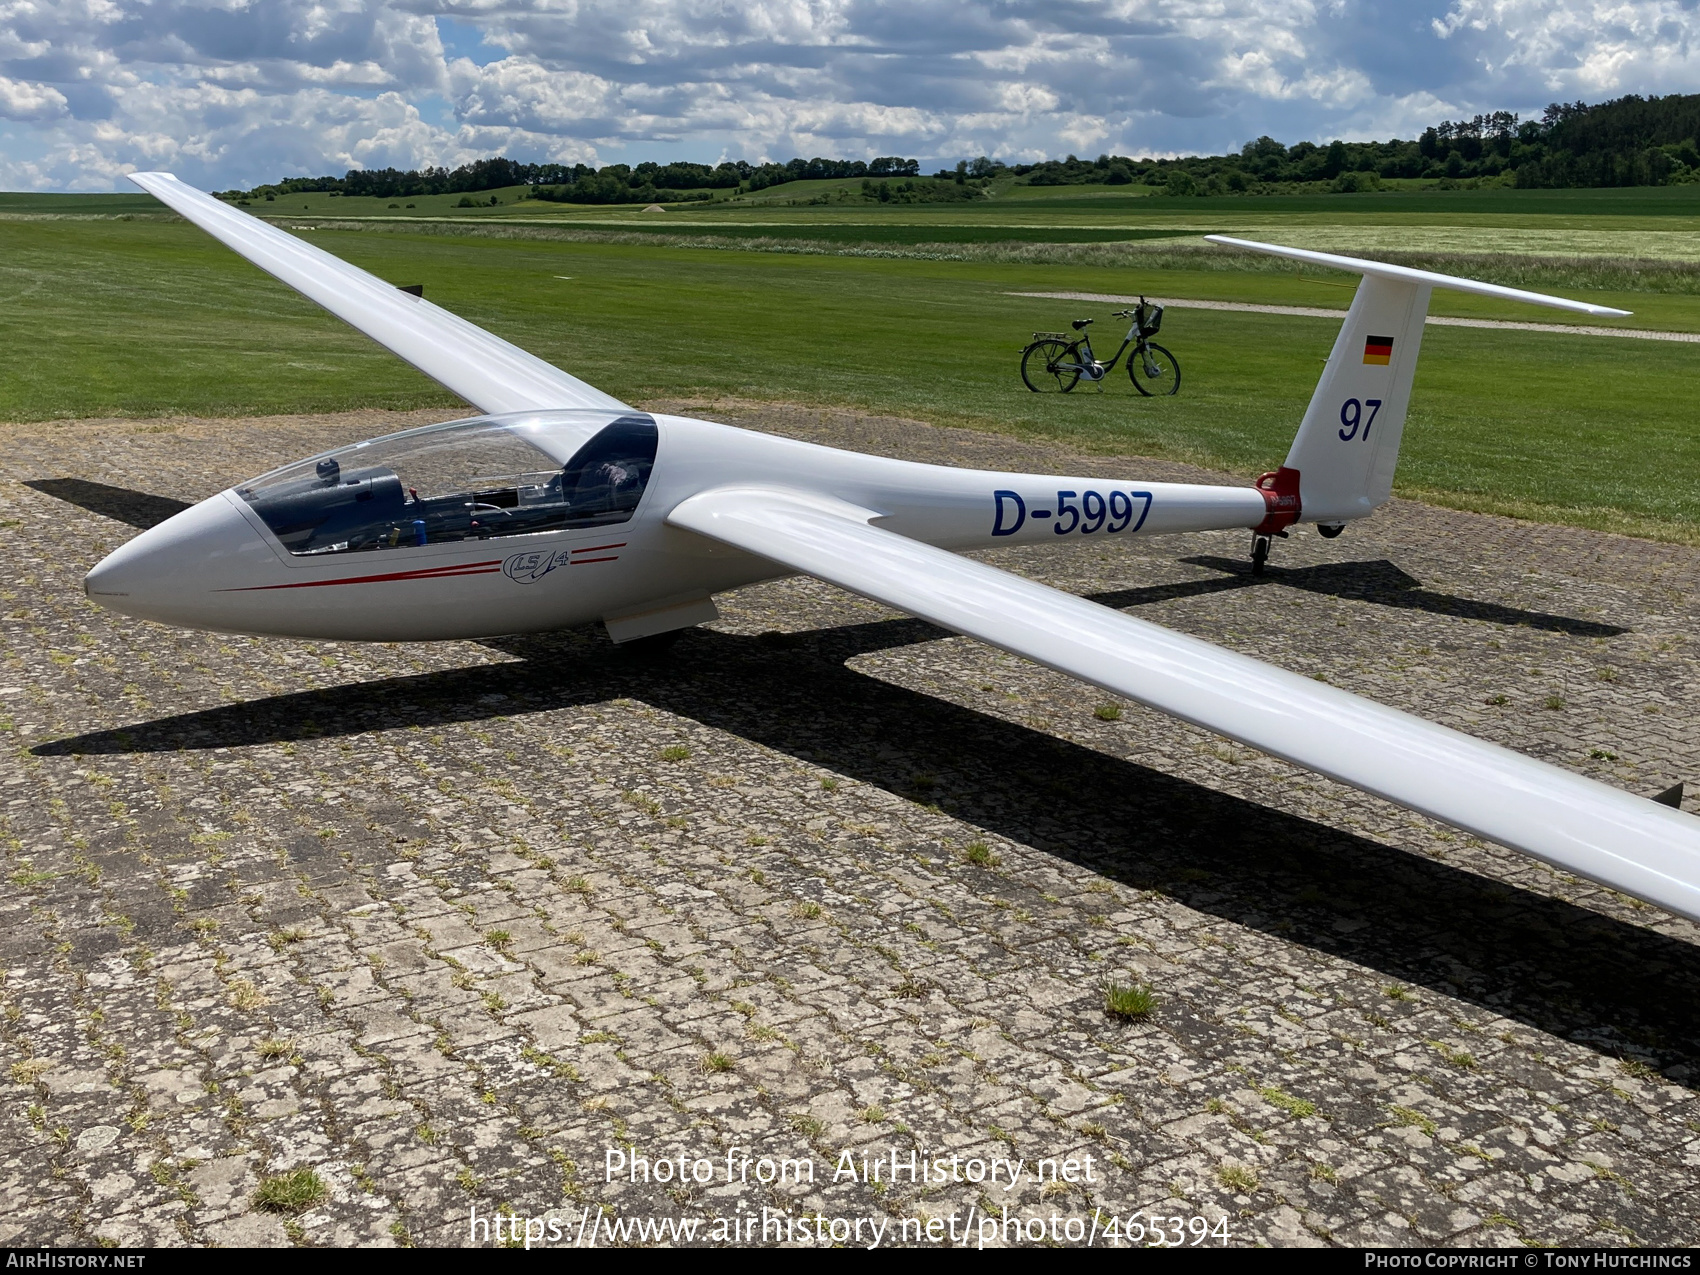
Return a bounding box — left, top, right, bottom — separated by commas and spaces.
23, 478, 193, 530
1181, 556, 1627, 638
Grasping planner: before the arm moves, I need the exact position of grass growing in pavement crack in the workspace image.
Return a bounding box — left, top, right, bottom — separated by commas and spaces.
1217, 1164, 1259, 1193
253, 1167, 328, 1215
1257, 1085, 1317, 1118
963, 841, 999, 867
1104, 982, 1156, 1020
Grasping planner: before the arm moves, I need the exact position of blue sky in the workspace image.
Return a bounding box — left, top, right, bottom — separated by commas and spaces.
2, 0, 1697, 191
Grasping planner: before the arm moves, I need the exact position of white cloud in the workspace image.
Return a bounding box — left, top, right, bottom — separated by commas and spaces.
1, 1, 1695, 190
0, 75, 68, 120
1433, 0, 1700, 98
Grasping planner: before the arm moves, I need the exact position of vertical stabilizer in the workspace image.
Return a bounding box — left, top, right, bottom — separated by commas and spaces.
1282, 275, 1431, 523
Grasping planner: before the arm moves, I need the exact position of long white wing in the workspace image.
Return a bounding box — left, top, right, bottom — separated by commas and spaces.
130, 172, 630, 415
669, 486, 1700, 922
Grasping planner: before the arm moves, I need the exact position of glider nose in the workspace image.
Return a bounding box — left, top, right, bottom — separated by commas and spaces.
85, 492, 272, 627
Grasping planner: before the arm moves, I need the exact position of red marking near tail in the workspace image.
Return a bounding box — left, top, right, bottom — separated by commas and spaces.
222, 560, 504, 592
1252, 467, 1302, 535
573, 542, 627, 555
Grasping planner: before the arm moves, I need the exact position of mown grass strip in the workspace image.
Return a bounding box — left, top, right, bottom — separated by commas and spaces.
5, 217, 1697, 540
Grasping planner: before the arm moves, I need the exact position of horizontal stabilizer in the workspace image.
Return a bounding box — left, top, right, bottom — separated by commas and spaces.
1206, 236, 1632, 318
670, 485, 1700, 923
129, 172, 629, 416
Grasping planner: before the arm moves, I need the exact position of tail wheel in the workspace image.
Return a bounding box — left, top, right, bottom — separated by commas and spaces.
1129, 343, 1180, 396
1251, 534, 1271, 575
1021, 339, 1080, 393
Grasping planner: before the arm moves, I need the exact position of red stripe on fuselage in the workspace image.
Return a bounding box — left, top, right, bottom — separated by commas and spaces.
573, 542, 627, 554
221, 560, 504, 592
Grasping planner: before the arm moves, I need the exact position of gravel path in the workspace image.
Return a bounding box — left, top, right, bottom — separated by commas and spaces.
1007, 292, 1700, 343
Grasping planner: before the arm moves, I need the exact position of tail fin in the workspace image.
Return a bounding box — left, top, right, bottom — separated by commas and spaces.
1207, 236, 1631, 526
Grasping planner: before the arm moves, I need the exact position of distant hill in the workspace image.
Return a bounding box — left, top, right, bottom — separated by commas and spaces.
213, 93, 1700, 207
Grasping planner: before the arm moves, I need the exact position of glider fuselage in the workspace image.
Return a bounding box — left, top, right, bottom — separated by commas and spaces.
85, 410, 1270, 642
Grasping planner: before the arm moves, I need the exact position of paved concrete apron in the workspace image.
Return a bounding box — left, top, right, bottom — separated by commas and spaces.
0, 403, 1695, 1247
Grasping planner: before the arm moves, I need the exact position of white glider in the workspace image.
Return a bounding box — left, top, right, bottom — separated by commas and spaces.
84, 172, 1700, 922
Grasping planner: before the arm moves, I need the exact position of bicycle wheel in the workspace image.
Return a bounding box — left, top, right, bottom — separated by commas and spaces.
1021, 339, 1080, 393
1128, 343, 1180, 396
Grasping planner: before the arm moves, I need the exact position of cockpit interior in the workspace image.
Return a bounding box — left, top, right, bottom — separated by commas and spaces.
238, 413, 659, 556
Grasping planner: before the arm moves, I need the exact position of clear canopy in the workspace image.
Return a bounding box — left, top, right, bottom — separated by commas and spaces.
236, 410, 658, 556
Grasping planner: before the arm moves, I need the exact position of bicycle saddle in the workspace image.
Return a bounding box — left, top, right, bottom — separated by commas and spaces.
1071, 318, 1093, 330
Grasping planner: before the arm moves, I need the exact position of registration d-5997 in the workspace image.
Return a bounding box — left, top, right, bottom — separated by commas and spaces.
992, 488, 1153, 538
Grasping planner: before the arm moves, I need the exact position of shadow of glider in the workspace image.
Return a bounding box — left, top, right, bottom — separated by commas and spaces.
33, 620, 1700, 1089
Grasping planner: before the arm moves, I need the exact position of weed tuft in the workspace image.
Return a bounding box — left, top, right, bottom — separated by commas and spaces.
1104, 982, 1156, 1020
963, 841, 999, 867
1430, 1041, 1477, 1070
1390, 1105, 1438, 1137
9, 1059, 50, 1086
253, 1167, 328, 1215
1257, 1085, 1317, 1118
1216, 1164, 1259, 1194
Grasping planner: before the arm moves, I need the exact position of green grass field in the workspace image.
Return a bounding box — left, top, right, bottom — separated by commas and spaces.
3, 183, 1698, 541
22, 178, 1700, 228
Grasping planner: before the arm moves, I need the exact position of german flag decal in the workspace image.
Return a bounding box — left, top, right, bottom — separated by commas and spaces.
1363, 335, 1394, 365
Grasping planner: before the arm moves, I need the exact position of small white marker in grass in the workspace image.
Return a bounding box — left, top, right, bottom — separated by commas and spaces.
554, 276, 573, 280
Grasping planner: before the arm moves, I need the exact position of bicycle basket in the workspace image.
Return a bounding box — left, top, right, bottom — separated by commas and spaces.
1138, 305, 1164, 337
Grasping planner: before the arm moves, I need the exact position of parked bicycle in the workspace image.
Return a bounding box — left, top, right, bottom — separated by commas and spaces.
1020, 298, 1179, 396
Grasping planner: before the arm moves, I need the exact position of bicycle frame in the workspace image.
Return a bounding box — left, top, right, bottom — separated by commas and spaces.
1064, 319, 1160, 381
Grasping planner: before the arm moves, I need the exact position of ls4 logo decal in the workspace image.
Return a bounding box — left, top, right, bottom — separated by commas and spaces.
503, 542, 627, 582
503, 549, 572, 583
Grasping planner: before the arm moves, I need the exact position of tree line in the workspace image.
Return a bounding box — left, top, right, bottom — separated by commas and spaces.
214, 93, 1700, 206
218, 155, 925, 205
1015, 94, 1700, 195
